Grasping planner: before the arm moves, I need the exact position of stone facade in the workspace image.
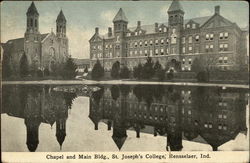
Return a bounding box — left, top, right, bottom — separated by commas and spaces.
89, 1, 248, 72
2, 2, 69, 74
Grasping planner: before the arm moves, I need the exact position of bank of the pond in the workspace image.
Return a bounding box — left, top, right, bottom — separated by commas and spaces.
2, 79, 249, 89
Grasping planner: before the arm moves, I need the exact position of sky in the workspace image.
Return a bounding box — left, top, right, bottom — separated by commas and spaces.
1, 1, 249, 59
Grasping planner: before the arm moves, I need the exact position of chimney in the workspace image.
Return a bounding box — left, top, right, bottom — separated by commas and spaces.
137, 21, 141, 27
95, 27, 99, 34
108, 27, 112, 37
155, 23, 158, 32
215, 5, 220, 15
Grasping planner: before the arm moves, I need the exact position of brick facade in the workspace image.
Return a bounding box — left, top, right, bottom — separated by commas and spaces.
89, 1, 248, 72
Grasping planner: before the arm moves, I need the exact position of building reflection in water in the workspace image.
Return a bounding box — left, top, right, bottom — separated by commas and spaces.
1, 84, 248, 152
1, 85, 77, 152
89, 85, 248, 151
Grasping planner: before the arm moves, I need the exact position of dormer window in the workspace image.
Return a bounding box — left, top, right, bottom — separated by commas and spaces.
164, 27, 167, 32
192, 24, 196, 29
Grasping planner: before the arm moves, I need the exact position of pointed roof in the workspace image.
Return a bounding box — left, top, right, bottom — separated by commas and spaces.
57, 10, 66, 22
26, 1, 39, 16
112, 135, 127, 150
168, 0, 184, 13
113, 8, 128, 23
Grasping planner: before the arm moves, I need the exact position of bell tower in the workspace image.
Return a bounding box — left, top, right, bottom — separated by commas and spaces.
24, 1, 41, 68
167, 0, 185, 59
56, 9, 68, 62
113, 8, 128, 66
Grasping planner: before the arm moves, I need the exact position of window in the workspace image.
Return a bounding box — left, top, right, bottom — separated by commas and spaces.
224, 44, 228, 51
205, 45, 209, 52
210, 34, 214, 40
210, 44, 214, 52
161, 39, 164, 44
189, 46, 192, 51
166, 48, 169, 54
192, 24, 196, 29
195, 35, 199, 41
224, 32, 228, 39
155, 40, 159, 45
139, 41, 142, 47
139, 50, 142, 55
182, 37, 185, 44
150, 40, 153, 46
219, 44, 224, 51
159, 28, 162, 32
139, 30, 142, 35
187, 24, 190, 28
206, 34, 209, 40
189, 36, 192, 43
166, 39, 169, 44
182, 47, 186, 53
35, 19, 37, 28
164, 27, 167, 32
224, 57, 228, 63
182, 58, 185, 64
145, 50, 148, 56
127, 33, 131, 36
189, 58, 192, 64
219, 32, 223, 39
135, 42, 138, 47
135, 50, 137, 55
129, 51, 132, 56
135, 32, 138, 36
160, 49, 164, 55
150, 50, 153, 56
219, 57, 223, 64
145, 41, 148, 47
155, 49, 159, 55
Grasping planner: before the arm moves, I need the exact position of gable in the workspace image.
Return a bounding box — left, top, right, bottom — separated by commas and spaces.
41, 32, 56, 44
201, 14, 234, 29
89, 33, 103, 43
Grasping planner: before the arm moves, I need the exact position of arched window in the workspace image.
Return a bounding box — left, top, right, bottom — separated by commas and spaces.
49, 47, 55, 58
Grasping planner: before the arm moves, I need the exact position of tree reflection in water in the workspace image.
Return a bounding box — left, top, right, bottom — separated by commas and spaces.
1, 84, 248, 152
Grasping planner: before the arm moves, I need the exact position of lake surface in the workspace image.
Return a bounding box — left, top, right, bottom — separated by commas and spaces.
1, 84, 249, 152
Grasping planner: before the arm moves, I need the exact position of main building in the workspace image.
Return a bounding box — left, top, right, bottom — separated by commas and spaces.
89, 1, 248, 72
2, 2, 69, 75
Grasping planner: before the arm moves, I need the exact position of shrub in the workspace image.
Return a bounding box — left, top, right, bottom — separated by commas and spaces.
91, 60, 104, 80
120, 66, 130, 79
111, 61, 120, 79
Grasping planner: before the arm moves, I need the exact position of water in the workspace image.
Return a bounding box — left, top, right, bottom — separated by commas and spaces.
1, 84, 249, 152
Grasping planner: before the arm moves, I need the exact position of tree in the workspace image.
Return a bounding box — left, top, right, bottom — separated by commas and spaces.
62, 57, 78, 79
20, 53, 29, 77
120, 66, 130, 79
153, 61, 162, 74
111, 61, 120, 79
154, 61, 165, 81
142, 57, 155, 79
91, 59, 104, 80
133, 63, 143, 79
2, 55, 12, 79
191, 58, 202, 73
